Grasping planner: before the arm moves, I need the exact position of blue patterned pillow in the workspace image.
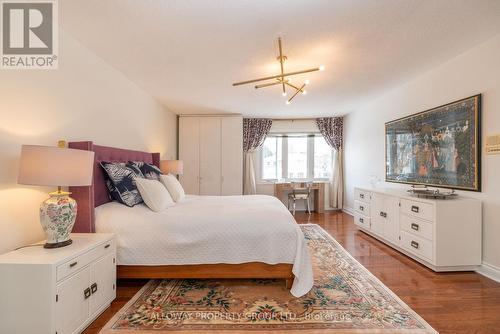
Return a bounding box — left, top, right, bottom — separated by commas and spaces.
102, 162, 125, 202
129, 161, 162, 180
102, 162, 140, 203
100, 161, 145, 207
105, 178, 121, 202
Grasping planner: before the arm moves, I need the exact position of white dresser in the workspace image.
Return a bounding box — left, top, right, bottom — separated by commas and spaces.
353, 188, 482, 271
0, 233, 116, 334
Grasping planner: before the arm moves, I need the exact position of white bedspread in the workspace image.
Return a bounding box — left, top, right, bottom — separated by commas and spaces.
95, 195, 313, 297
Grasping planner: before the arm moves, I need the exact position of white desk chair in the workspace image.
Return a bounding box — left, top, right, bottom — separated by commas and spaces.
287, 182, 313, 215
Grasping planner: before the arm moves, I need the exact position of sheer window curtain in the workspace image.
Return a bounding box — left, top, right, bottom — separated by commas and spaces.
316, 117, 344, 209
243, 118, 272, 194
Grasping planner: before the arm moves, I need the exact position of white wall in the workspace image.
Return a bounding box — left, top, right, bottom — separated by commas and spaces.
344, 33, 500, 268
0, 31, 177, 254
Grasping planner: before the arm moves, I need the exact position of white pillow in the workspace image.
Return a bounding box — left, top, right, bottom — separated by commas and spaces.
135, 178, 175, 212
160, 174, 185, 202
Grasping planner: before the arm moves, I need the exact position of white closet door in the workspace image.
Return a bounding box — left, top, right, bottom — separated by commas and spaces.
221, 116, 243, 195
179, 117, 200, 195
199, 117, 222, 195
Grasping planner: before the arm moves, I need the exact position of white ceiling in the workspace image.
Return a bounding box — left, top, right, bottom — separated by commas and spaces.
61, 0, 500, 117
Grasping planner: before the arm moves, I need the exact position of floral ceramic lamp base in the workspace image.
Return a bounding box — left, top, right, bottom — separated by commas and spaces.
40, 191, 77, 249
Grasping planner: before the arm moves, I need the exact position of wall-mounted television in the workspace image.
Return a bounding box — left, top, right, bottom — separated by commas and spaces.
385, 95, 481, 192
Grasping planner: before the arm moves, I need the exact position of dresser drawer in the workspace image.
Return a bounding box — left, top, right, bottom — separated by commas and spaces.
354, 213, 370, 228
400, 230, 433, 262
401, 214, 433, 241
57, 239, 115, 282
400, 199, 434, 222
354, 200, 370, 216
354, 188, 371, 203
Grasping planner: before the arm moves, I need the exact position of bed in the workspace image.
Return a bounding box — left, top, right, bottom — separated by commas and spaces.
68, 141, 313, 297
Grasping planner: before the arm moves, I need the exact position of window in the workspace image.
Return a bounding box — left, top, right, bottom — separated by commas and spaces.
261, 136, 282, 180
314, 136, 333, 179
260, 134, 333, 181
287, 137, 308, 179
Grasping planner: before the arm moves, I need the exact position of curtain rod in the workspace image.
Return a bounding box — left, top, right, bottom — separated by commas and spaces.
271, 118, 318, 121
245, 117, 341, 121
271, 117, 341, 121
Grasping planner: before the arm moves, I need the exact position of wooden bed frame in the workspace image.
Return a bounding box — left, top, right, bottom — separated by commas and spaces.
68, 141, 294, 289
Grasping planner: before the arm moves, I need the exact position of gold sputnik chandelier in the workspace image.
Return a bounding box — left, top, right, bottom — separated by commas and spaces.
233, 37, 324, 104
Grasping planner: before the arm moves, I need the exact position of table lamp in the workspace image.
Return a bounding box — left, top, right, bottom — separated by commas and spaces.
17, 144, 95, 248
160, 160, 184, 175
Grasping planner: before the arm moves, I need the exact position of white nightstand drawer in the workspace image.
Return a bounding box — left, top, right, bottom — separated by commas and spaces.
400, 230, 433, 262
354, 213, 370, 228
354, 188, 371, 203
354, 200, 370, 216
57, 239, 115, 282
401, 214, 433, 241
401, 199, 434, 222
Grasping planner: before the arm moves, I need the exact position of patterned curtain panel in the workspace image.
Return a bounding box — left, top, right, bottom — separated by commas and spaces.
243, 118, 273, 195
243, 118, 273, 152
316, 117, 343, 150
316, 117, 344, 209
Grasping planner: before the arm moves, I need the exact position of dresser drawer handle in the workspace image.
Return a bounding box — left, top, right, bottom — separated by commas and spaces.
359, 206, 364, 211
411, 223, 419, 231
411, 241, 419, 249
104, 244, 111, 249
69, 261, 78, 268
360, 194, 364, 199
84, 287, 91, 299
91, 283, 98, 294
411, 205, 419, 213
359, 217, 364, 223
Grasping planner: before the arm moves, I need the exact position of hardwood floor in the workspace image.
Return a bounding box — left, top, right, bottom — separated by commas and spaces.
84, 211, 500, 334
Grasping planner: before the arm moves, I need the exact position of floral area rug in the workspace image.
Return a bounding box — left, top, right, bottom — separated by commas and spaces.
100, 224, 437, 333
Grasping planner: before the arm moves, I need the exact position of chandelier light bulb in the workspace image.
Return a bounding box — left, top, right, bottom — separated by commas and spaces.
302, 90, 307, 95
286, 100, 291, 105
282, 92, 287, 97
305, 79, 310, 85
319, 65, 325, 71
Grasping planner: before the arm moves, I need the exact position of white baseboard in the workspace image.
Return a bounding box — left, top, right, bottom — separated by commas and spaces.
476, 262, 500, 283
342, 206, 354, 216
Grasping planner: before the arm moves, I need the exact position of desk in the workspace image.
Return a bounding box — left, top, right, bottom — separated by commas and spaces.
274, 182, 325, 213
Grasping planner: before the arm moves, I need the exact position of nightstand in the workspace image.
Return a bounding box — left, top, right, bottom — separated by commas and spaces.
0, 233, 116, 334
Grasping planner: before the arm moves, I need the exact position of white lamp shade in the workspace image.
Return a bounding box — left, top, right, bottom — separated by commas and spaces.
18, 145, 95, 187
160, 160, 183, 175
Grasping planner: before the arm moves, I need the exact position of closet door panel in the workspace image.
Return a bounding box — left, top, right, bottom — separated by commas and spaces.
199, 117, 222, 195
179, 117, 200, 195
221, 117, 243, 195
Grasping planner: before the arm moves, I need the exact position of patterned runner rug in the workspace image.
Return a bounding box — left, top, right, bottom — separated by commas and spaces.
100, 224, 437, 333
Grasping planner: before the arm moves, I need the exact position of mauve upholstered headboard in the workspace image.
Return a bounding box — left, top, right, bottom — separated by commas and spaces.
68, 141, 160, 233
